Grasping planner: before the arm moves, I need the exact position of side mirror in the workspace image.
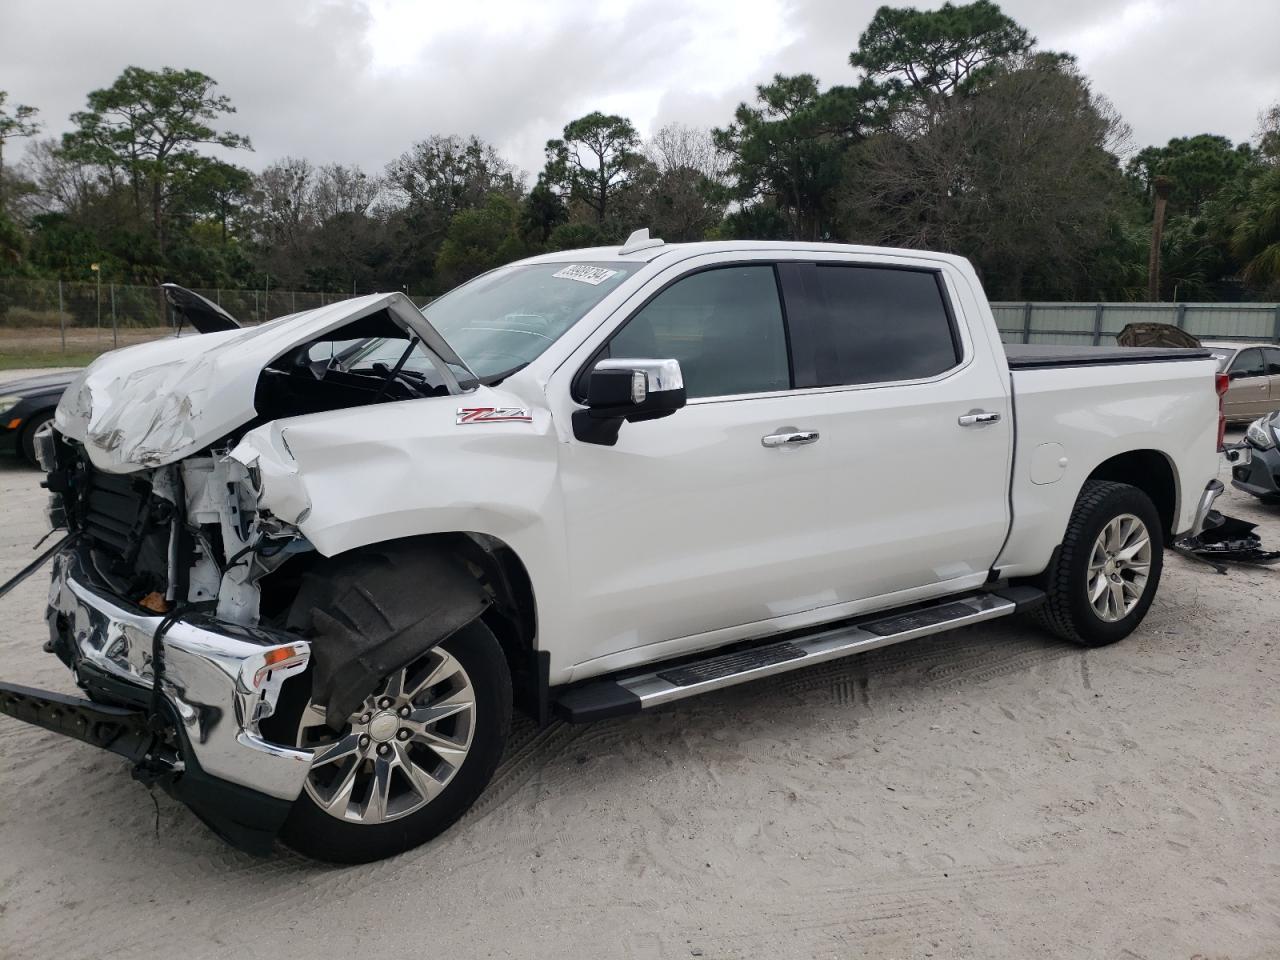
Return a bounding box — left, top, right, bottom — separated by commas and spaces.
573, 358, 687, 446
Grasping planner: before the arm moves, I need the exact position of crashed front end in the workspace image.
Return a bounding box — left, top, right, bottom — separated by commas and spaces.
32, 430, 314, 852
0, 291, 472, 854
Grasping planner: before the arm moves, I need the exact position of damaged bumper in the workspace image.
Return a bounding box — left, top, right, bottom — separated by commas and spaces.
24, 545, 315, 850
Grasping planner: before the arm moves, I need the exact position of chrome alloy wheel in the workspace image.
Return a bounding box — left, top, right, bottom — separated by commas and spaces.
1087, 513, 1152, 623
296, 648, 476, 824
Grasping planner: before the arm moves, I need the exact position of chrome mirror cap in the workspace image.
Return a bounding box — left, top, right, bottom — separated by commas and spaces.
595, 358, 684, 394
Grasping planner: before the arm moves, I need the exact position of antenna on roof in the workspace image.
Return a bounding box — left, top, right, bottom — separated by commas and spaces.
618, 228, 665, 256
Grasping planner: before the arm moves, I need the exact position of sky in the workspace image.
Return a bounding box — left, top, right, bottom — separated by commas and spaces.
2, 0, 1277, 182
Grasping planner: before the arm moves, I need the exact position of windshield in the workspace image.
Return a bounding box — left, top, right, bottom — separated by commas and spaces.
421, 261, 633, 380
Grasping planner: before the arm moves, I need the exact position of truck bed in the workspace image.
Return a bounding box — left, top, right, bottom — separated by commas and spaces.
1004, 343, 1211, 369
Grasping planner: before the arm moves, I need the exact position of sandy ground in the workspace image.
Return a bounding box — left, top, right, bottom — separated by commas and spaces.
0, 371, 1277, 959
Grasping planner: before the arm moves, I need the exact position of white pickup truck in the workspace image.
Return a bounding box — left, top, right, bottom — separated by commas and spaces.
2, 234, 1226, 863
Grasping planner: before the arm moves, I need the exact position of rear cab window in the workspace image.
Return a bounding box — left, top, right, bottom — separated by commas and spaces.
778, 263, 961, 388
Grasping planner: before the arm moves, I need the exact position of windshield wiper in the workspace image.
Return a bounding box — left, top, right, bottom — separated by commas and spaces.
480, 362, 529, 387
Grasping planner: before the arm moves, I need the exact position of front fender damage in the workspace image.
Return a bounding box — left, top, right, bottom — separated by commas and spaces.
284, 541, 490, 727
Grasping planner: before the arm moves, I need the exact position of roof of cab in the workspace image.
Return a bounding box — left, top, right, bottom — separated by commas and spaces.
516, 238, 974, 270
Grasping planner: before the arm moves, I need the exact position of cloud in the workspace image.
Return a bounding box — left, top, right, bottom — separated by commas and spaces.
1, 0, 1277, 182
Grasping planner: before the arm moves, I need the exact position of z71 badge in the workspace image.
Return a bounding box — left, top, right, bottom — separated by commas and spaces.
456, 406, 533, 425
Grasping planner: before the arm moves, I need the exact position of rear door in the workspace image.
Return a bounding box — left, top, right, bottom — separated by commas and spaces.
1226, 347, 1269, 419
776, 259, 1013, 605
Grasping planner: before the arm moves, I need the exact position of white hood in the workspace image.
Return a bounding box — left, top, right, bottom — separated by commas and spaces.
56, 292, 467, 473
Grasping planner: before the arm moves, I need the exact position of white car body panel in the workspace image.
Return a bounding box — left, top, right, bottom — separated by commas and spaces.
995, 357, 1220, 577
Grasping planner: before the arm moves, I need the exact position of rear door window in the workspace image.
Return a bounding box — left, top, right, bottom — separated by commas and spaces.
779, 264, 960, 388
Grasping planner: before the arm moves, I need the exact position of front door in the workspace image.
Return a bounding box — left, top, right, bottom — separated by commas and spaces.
556, 262, 840, 673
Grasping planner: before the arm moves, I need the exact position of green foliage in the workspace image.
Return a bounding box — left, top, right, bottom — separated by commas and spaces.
543, 112, 642, 228
0, 209, 30, 270
850, 0, 1033, 97
714, 74, 878, 240
547, 221, 605, 250
1127, 134, 1254, 215
435, 193, 526, 288
1228, 166, 1280, 291
519, 174, 567, 246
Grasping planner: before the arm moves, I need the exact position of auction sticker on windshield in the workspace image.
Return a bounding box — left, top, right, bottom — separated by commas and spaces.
553, 264, 618, 285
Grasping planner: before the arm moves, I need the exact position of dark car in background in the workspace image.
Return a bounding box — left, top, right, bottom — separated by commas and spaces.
1, 284, 240, 467
1232, 412, 1280, 503
0, 371, 76, 465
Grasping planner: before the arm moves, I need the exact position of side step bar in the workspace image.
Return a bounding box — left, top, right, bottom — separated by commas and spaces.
553, 586, 1045, 722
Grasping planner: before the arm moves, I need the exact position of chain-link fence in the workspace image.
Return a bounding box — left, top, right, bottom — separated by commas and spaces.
0, 278, 433, 357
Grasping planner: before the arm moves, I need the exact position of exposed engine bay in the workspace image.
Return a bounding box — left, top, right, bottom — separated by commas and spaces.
253, 309, 461, 425
45, 433, 311, 625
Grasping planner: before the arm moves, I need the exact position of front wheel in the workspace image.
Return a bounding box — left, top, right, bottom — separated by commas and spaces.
1033, 480, 1164, 647
279, 620, 511, 863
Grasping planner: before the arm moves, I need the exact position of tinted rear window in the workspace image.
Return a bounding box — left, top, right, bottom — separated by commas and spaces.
782, 265, 960, 388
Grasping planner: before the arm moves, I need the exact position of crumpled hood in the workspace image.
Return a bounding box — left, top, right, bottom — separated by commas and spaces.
55, 292, 466, 473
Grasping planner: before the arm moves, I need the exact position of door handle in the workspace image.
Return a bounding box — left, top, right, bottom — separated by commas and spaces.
762, 428, 820, 448
958, 411, 1001, 427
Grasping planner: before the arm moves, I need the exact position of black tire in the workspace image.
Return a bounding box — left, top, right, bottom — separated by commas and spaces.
278, 619, 512, 863
1033, 479, 1164, 647
19, 410, 54, 467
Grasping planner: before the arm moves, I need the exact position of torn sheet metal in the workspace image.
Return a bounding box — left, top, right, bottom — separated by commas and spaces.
1174, 511, 1280, 573
55, 292, 470, 474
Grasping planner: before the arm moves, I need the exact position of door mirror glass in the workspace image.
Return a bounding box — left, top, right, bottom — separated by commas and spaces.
574, 358, 686, 445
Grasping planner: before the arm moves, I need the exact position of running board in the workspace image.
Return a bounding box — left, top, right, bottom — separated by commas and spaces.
553, 586, 1044, 722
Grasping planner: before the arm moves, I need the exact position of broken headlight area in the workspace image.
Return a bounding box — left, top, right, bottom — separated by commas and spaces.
46, 437, 315, 627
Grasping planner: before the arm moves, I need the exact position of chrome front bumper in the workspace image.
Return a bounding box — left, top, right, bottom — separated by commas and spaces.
45, 548, 313, 801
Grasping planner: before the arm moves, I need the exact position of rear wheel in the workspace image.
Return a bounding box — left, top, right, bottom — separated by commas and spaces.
1034, 480, 1164, 647
279, 621, 511, 863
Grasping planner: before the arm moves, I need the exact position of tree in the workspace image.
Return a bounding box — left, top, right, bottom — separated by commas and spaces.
62, 67, 250, 256
544, 112, 642, 229
0, 92, 41, 212
435, 193, 525, 287
850, 0, 1033, 99
637, 124, 727, 241
1127, 134, 1254, 216
1225, 166, 1280, 293
843, 55, 1130, 299
715, 74, 874, 240
182, 159, 254, 245
519, 173, 567, 246
1256, 102, 1280, 164
308, 164, 385, 294
385, 134, 521, 286
251, 157, 316, 284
